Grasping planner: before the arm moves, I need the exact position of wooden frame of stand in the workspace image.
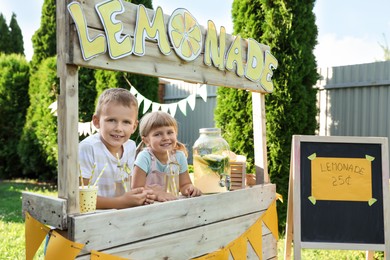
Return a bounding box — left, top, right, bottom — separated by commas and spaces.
22, 0, 278, 258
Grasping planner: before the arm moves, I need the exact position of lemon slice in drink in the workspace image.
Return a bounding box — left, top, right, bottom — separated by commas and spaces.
168, 8, 202, 61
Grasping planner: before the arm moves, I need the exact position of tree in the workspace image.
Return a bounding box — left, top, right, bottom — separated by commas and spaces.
0, 54, 30, 179
0, 14, 10, 53
30, 0, 56, 71
18, 57, 58, 181
215, 0, 319, 233
9, 13, 24, 55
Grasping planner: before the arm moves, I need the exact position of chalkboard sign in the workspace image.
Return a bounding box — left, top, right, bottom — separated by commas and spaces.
285, 135, 390, 259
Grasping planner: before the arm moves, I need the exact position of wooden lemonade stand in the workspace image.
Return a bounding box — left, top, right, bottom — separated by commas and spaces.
22, 0, 279, 258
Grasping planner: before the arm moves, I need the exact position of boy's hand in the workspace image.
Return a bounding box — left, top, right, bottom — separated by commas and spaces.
122, 187, 156, 206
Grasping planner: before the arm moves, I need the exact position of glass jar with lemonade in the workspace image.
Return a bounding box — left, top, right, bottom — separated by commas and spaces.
193, 128, 231, 193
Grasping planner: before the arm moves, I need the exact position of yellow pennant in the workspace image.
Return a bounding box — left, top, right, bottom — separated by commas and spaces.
45, 231, 84, 260
228, 234, 247, 259
25, 212, 50, 260
246, 219, 263, 259
262, 200, 279, 240
192, 248, 229, 259
90, 250, 129, 259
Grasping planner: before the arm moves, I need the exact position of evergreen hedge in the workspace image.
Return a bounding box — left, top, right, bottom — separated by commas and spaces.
18, 57, 58, 181
0, 54, 30, 179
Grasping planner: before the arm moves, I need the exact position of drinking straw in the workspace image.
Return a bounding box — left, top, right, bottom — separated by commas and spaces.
115, 153, 128, 192
166, 151, 179, 196
92, 163, 108, 188
79, 164, 84, 189
88, 162, 96, 188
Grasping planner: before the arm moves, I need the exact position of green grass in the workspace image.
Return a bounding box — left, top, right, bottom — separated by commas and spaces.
0, 180, 57, 259
0, 180, 385, 259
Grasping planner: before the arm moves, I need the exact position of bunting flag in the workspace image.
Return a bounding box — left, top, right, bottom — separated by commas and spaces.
45, 231, 84, 259
228, 233, 248, 258
129, 84, 208, 117
177, 99, 188, 116
25, 198, 279, 260
25, 212, 51, 260
246, 219, 263, 258
49, 84, 208, 137
261, 199, 279, 240
192, 198, 279, 259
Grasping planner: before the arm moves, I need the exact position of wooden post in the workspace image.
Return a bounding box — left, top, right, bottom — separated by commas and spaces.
252, 92, 269, 184
57, 0, 79, 214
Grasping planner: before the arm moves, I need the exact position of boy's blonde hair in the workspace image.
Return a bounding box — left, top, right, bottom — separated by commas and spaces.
137, 111, 188, 156
95, 88, 138, 117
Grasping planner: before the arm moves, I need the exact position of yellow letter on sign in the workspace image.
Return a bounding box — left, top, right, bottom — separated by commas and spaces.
225, 35, 244, 77
134, 5, 171, 56
68, 2, 106, 60
96, 0, 132, 59
245, 38, 264, 83
204, 20, 226, 70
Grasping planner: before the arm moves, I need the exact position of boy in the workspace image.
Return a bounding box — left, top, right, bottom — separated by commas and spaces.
79, 88, 155, 208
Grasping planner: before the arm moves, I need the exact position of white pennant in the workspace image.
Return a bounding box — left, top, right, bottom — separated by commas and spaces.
130, 86, 138, 96
168, 103, 178, 117
160, 104, 170, 113
197, 84, 208, 102
142, 98, 152, 114
48, 101, 57, 116
178, 99, 187, 116
135, 92, 145, 107
78, 122, 91, 136
152, 102, 161, 112
187, 94, 196, 111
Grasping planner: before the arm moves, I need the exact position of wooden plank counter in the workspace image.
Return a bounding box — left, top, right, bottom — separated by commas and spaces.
70, 184, 277, 259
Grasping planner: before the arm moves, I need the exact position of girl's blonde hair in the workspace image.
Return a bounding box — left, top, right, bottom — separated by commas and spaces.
136, 111, 188, 156
95, 88, 138, 117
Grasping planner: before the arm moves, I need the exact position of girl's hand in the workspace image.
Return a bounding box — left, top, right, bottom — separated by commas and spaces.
146, 185, 178, 202
181, 184, 202, 198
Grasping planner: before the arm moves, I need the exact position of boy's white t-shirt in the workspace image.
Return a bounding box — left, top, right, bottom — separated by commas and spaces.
79, 133, 136, 197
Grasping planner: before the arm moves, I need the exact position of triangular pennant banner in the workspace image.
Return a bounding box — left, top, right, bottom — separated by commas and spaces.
262, 199, 279, 240
168, 103, 178, 117
25, 212, 50, 260
142, 98, 152, 114
152, 102, 161, 112
129, 86, 138, 96
45, 231, 84, 260
228, 234, 247, 259
197, 84, 208, 102
191, 248, 229, 259
90, 250, 129, 260
78, 122, 92, 136
178, 99, 187, 116
160, 104, 170, 113
135, 92, 145, 107
246, 219, 263, 259
187, 94, 196, 111
48, 101, 57, 115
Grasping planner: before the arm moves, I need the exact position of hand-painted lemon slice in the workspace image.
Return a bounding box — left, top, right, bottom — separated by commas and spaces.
168, 8, 202, 61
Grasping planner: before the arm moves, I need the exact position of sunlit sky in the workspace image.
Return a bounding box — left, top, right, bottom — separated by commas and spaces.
1, 0, 390, 68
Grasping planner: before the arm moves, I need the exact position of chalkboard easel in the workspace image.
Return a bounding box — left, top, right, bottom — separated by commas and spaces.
284, 135, 390, 260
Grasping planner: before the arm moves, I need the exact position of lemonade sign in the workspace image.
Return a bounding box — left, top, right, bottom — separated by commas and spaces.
67, 0, 278, 92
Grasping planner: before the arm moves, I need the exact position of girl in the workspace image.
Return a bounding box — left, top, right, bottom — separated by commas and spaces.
132, 111, 202, 201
